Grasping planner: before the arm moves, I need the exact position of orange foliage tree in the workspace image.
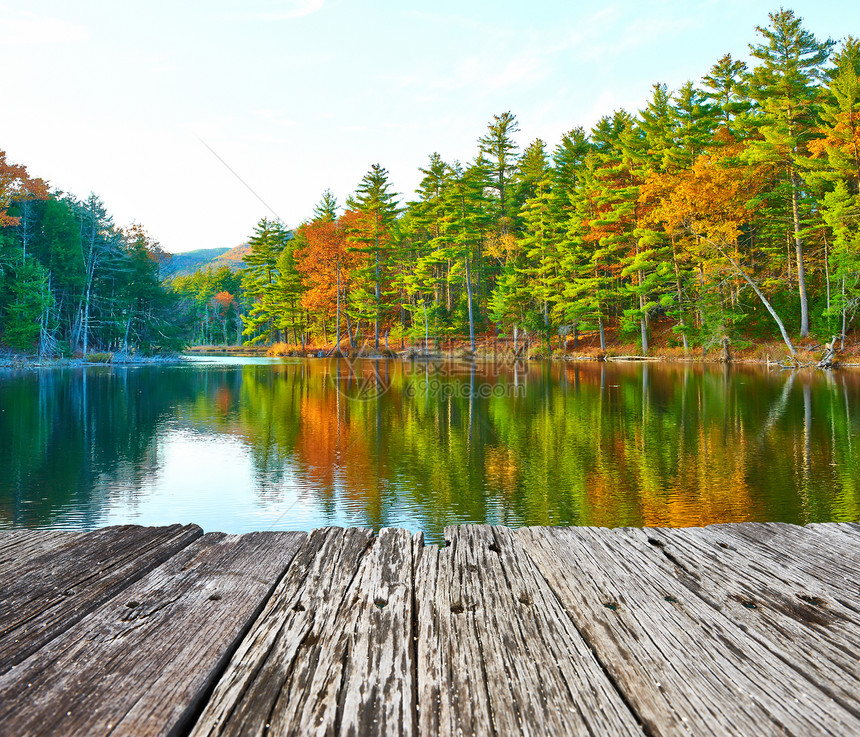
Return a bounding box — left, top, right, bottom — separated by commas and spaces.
641, 133, 796, 354
295, 211, 366, 347
0, 148, 48, 227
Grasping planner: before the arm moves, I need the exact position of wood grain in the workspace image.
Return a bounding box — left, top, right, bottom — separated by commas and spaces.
2, 523, 859, 737
190, 526, 417, 737
628, 525, 860, 719
0, 523, 202, 672
0, 530, 82, 574
0, 530, 305, 737
414, 525, 644, 737
516, 524, 860, 737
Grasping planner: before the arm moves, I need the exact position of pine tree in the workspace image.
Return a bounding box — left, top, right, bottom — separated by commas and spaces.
516, 140, 558, 349
345, 164, 400, 350
671, 81, 718, 168
703, 54, 751, 134
313, 189, 339, 223
745, 9, 835, 338
558, 149, 611, 349
588, 112, 656, 353
241, 218, 290, 344
272, 241, 307, 345
478, 112, 520, 233
639, 83, 676, 172
401, 153, 451, 327
550, 127, 590, 236
74, 193, 124, 354
440, 160, 492, 350
549, 128, 592, 348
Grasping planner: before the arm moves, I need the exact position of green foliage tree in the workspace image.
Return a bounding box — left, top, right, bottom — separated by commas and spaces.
241, 218, 291, 345
745, 9, 835, 338
479, 111, 520, 233
345, 164, 400, 350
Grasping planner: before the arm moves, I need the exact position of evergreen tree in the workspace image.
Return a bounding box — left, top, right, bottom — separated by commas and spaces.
516, 140, 558, 348
241, 218, 290, 344
478, 111, 520, 233
639, 83, 676, 173
272, 241, 307, 345
745, 9, 834, 338
703, 54, 751, 134
441, 159, 492, 349
345, 164, 400, 350
313, 189, 339, 223
399, 153, 453, 341
671, 81, 718, 168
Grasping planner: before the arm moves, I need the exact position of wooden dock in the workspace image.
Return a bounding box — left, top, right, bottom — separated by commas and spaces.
1, 522, 859, 736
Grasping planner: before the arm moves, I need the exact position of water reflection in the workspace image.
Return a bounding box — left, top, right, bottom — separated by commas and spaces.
0, 359, 858, 542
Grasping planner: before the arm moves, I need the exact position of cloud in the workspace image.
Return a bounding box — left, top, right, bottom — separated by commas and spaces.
0, 9, 90, 45
237, 0, 326, 21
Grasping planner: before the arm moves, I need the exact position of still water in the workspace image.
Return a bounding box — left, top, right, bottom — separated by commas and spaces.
1, 357, 858, 543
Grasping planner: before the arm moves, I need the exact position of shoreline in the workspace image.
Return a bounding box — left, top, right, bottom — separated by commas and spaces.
3, 346, 859, 370
0, 354, 184, 371
186, 345, 860, 369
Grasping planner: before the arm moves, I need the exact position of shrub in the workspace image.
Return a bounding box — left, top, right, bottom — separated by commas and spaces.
85, 352, 113, 363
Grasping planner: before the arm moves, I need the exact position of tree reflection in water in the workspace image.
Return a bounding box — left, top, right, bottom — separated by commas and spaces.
1, 359, 857, 543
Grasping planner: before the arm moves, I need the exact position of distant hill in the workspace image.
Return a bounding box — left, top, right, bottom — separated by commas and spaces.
163, 244, 250, 277
209, 243, 252, 270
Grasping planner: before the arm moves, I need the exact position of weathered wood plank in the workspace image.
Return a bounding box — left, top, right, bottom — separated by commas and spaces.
641, 523, 860, 623
335, 527, 416, 737
0, 530, 82, 573
0, 528, 71, 550
701, 522, 860, 602
0, 530, 305, 737
0, 524, 202, 672
414, 525, 645, 737
190, 526, 416, 737
625, 525, 860, 719
803, 522, 860, 567
517, 525, 860, 737
2, 522, 859, 737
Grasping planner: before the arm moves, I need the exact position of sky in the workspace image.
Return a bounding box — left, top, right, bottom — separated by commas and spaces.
2, 1, 859, 253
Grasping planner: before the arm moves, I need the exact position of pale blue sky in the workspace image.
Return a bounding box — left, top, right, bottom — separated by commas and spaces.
1, 1, 857, 252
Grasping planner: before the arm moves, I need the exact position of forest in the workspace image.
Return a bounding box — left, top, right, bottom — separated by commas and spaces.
0, 163, 184, 357
2, 10, 859, 359
216, 10, 860, 358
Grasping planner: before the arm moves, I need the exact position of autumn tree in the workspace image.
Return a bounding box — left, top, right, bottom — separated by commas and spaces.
295, 196, 361, 348
809, 37, 860, 344
644, 133, 797, 355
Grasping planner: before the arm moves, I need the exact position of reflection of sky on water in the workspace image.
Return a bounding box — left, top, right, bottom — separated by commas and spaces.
91, 427, 390, 534
93, 424, 479, 535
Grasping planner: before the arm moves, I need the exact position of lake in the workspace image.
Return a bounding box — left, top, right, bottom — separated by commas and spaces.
1, 357, 858, 543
